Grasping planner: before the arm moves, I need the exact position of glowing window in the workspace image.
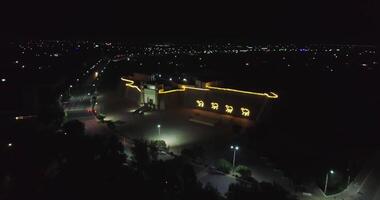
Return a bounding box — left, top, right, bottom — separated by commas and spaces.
196, 100, 204, 108
225, 105, 233, 113
211, 102, 219, 110
241, 107, 250, 117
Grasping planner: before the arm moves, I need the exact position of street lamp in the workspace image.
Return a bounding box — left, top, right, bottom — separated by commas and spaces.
347, 168, 351, 188
157, 124, 161, 137
230, 145, 239, 170
324, 170, 335, 194
69, 85, 73, 96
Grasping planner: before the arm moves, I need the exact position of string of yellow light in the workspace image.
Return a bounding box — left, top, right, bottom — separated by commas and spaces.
121, 77, 278, 99
120, 78, 142, 92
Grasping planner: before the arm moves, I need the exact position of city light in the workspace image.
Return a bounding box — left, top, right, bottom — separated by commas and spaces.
1, 78, 6, 82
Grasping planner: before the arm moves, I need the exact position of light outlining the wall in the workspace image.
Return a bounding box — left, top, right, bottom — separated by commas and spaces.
121, 78, 141, 92
158, 88, 185, 94
122, 77, 278, 99
241, 107, 250, 117
158, 85, 209, 94
180, 85, 210, 91
206, 85, 278, 99
225, 105, 233, 113
159, 84, 278, 99
196, 100, 204, 107
211, 102, 219, 110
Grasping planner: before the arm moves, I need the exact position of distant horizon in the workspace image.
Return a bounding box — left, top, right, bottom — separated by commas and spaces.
5, 38, 378, 46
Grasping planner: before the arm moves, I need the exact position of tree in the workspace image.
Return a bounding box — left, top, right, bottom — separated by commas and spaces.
215, 159, 232, 173
202, 183, 222, 200
235, 165, 252, 178
150, 140, 167, 151
131, 139, 150, 168
148, 140, 168, 161
149, 142, 159, 161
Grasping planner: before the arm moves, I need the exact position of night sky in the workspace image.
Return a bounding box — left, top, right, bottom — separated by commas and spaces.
2, 0, 378, 43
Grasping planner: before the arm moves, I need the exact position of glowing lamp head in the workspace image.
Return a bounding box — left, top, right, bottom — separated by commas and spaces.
230, 145, 239, 150
330, 170, 334, 174
157, 124, 161, 128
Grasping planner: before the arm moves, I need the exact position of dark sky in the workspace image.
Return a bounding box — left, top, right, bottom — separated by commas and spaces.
2, 0, 378, 43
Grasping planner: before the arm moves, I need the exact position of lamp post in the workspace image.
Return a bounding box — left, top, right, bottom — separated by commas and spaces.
157, 124, 161, 137
324, 170, 334, 194
347, 168, 351, 188
69, 85, 73, 97
230, 145, 239, 170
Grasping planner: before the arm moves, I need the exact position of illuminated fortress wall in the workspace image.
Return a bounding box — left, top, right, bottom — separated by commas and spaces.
121, 77, 276, 122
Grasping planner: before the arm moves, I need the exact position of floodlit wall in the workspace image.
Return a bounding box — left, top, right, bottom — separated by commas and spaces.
122, 77, 274, 121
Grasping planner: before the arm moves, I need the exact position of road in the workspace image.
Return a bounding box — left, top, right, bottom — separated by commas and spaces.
63, 58, 112, 135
